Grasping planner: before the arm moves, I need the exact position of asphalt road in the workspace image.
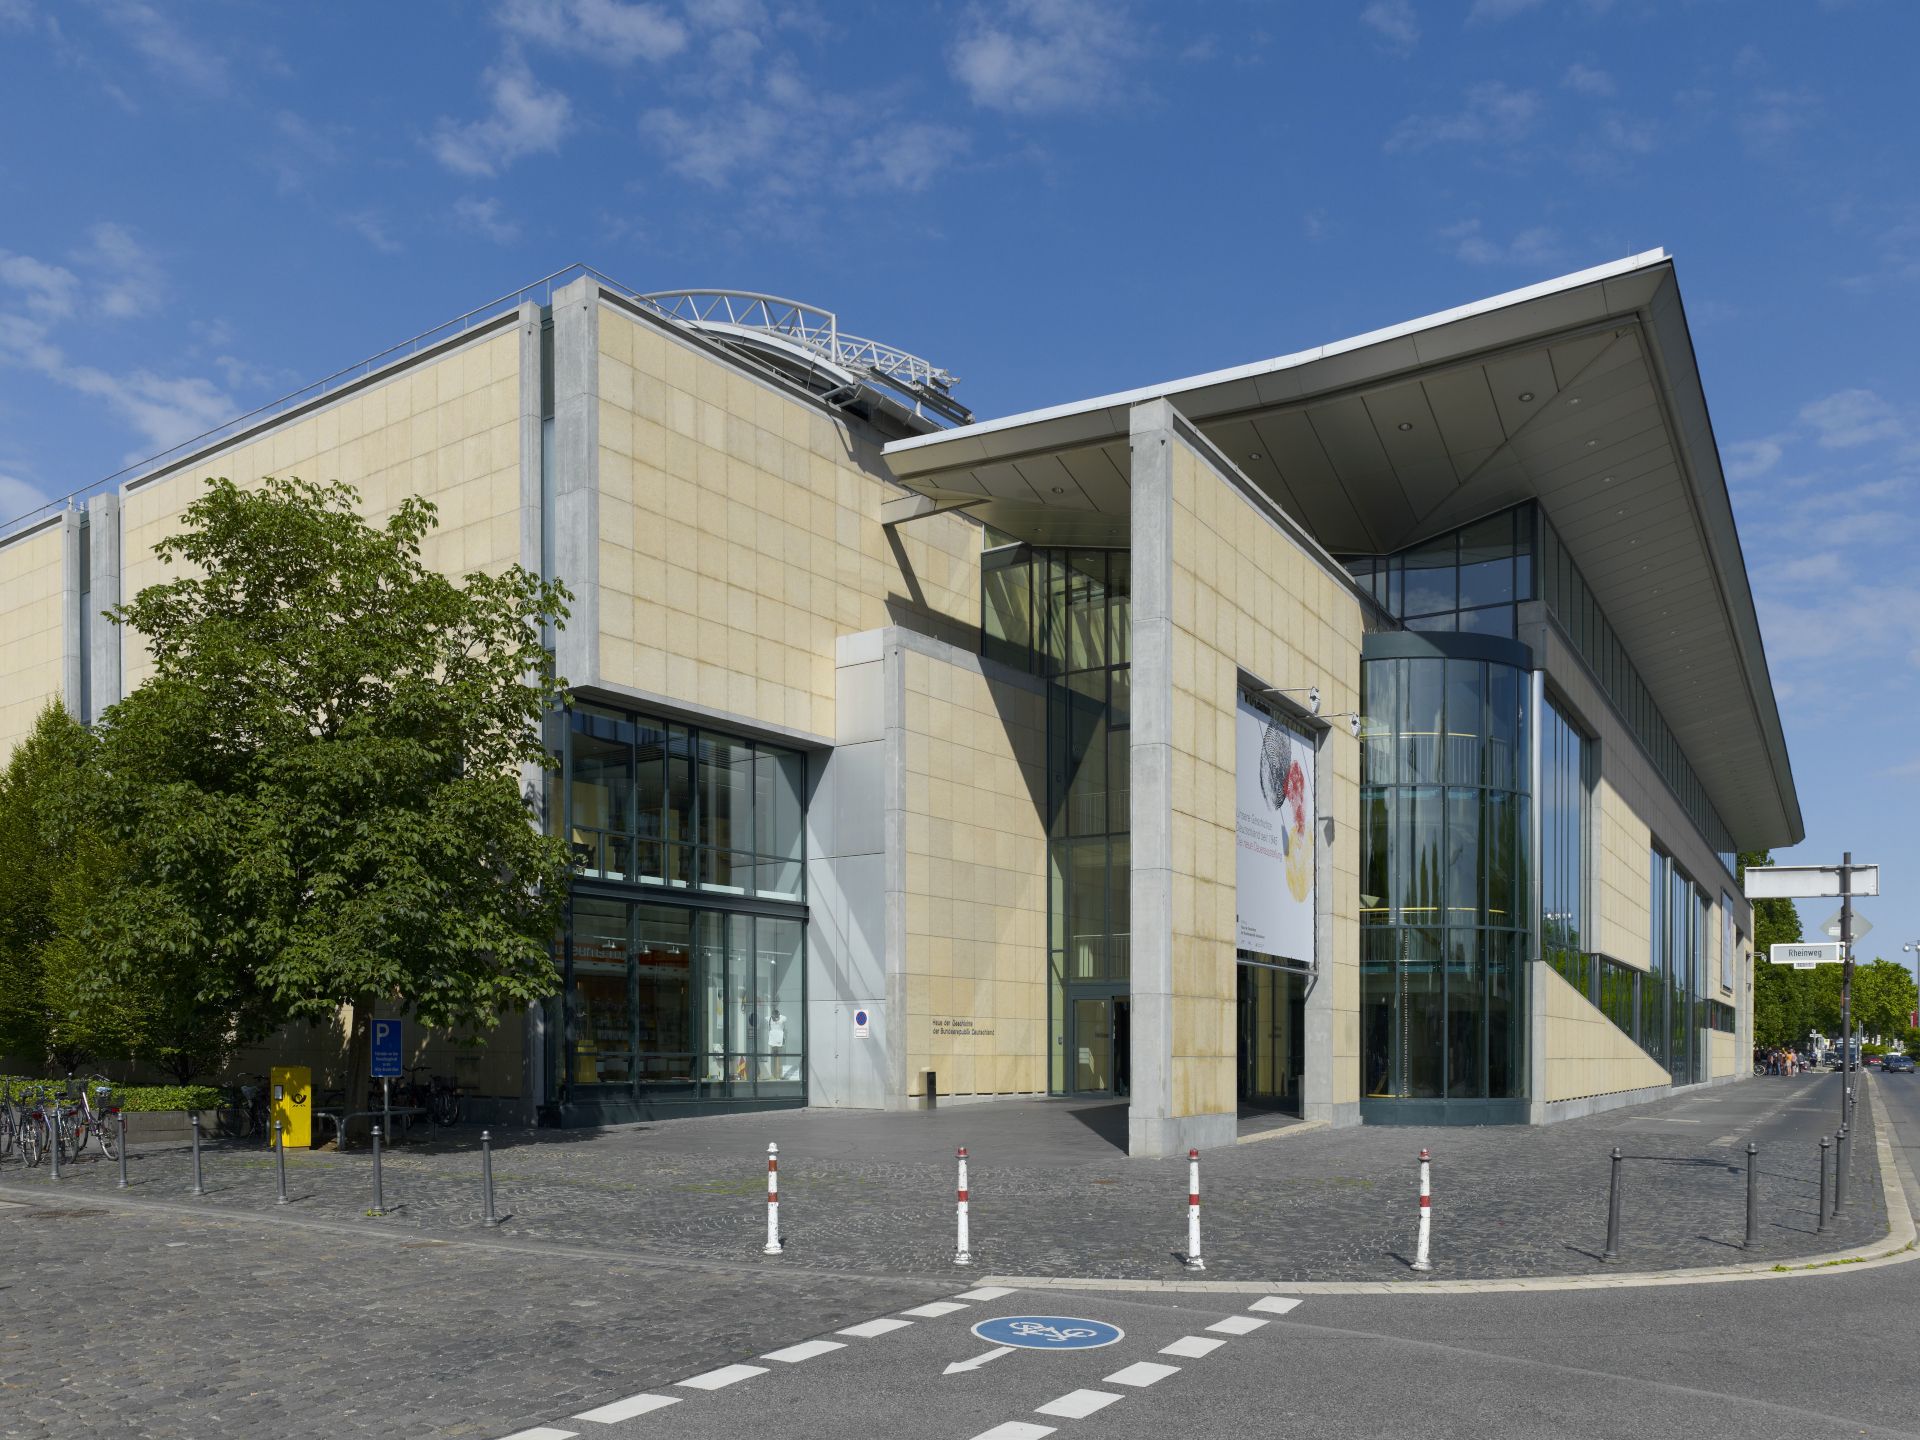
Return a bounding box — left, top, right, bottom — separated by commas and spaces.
2, 1069, 1913, 1440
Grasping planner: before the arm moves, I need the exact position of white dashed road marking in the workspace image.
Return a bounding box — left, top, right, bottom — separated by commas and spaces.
762, 1339, 846, 1363
901, 1300, 971, 1318
676, 1363, 767, 1391
500, 1429, 576, 1440
574, 1394, 679, 1423
1207, 1315, 1269, 1335
1035, 1388, 1124, 1419
1104, 1360, 1181, 1387
969, 1424, 1055, 1440
1161, 1335, 1226, 1359
1248, 1296, 1302, 1314
956, 1286, 1016, 1300
838, 1316, 915, 1339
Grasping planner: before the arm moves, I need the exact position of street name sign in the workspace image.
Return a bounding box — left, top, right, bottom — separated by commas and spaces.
1743, 864, 1879, 899
371, 1018, 404, 1079
1771, 943, 1843, 966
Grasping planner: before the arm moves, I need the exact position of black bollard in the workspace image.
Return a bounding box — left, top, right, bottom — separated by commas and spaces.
48, 1107, 62, 1181
1835, 1125, 1849, 1213
1818, 1136, 1831, 1234
370, 1123, 387, 1216
116, 1111, 129, 1190
481, 1129, 498, 1226
1744, 1141, 1758, 1250
275, 1120, 289, 1205
1602, 1146, 1623, 1262
190, 1111, 206, 1196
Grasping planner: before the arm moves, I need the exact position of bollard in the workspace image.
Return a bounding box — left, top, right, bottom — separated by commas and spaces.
1744, 1141, 1758, 1250
1185, 1148, 1204, 1270
190, 1112, 206, 1196
370, 1123, 387, 1217
1835, 1125, 1849, 1214
49, 1107, 62, 1181
275, 1120, 289, 1205
1602, 1146, 1623, 1262
763, 1142, 783, 1255
1818, 1136, 1831, 1234
116, 1111, 129, 1190
481, 1129, 498, 1227
954, 1147, 971, 1266
1410, 1147, 1433, 1272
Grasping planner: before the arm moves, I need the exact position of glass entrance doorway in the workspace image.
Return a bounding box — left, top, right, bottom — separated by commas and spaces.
1069, 992, 1130, 1096
1237, 963, 1305, 1114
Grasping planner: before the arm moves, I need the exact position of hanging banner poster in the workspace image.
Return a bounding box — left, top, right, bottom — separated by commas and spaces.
1236, 694, 1315, 966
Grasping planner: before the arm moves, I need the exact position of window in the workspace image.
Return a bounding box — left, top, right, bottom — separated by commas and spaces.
1340, 505, 1532, 639
1540, 695, 1593, 997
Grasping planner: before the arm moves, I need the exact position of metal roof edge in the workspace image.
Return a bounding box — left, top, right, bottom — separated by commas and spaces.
884, 249, 1672, 467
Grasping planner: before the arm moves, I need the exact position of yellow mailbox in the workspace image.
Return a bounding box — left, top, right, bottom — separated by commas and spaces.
270, 1065, 312, 1148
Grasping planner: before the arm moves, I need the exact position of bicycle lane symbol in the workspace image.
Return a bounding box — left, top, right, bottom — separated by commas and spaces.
969, 1316, 1125, 1350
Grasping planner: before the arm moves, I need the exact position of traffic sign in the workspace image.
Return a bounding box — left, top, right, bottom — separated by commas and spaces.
970, 1316, 1124, 1351
1820, 911, 1872, 943
852, 1008, 870, 1039
1770, 943, 1843, 965
1744, 863, 1879, 899
371, 1018, 404, 1079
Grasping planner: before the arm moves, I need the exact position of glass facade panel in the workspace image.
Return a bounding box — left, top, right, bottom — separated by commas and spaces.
1540, 695, 1592, 993
1359, 653, 1530, 1104
1340, 504, 1534, 638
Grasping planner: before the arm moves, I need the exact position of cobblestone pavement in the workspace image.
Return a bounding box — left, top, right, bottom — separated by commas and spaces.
0, 1071, 1887, 1285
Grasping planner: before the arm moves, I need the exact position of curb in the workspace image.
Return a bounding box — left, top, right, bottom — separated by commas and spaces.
985, 1070, 1919, 1296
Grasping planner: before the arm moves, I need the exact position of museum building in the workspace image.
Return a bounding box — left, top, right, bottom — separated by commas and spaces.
0, 251, 1799, 1153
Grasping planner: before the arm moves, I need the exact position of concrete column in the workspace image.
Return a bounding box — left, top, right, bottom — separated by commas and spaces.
1526, 664, 1551, 1122
59, 507, 83, 716
1302, 728, 1338, 1126
1127, 401, 1180, 1157
549, 277, 599, 691
88, 491, 122, 717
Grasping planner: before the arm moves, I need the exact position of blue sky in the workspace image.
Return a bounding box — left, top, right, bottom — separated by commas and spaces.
1, 0, 1915, 969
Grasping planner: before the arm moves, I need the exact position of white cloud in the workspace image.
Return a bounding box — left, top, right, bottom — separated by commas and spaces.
1724, 436, 1786, 482
74, 221, 161, 319
94, 0, 227, 93
1440, 219, 1559, 267
343, 211, 403, 255
1385, 82, 1540, 154
0, 251, 80, 320
454, 196, 523, 246
1600, 114, 1658, 154
431, 55, 572, 177
1361, 0, 1418, 52
1468, 0, 1544, 20
267, 110, 345, 195
1563, 63, 1615, 97
950, 0, 1142, 115
1771, 551, 1846, 585
1799, 389, 1904, 449
1741, 88, 1818, 148
0, 471, 48, 521
496, 0, 688, 64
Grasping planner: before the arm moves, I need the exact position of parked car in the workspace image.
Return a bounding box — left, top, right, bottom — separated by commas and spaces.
1881, 1053, 1915, 1074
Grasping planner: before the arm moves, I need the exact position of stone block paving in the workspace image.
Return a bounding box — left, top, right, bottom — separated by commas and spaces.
0, 1072, 1886, 1286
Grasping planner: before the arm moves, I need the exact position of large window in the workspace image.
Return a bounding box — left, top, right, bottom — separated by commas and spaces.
565, 706, 805, 903
1540, 695, 1593, 992
1343, 507, 1534, 640
1646, 848, 1706, 1084
1360, 652, 1529, 1104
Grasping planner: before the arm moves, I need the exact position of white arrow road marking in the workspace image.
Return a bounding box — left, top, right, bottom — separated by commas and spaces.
946, 1345, 1016, 1375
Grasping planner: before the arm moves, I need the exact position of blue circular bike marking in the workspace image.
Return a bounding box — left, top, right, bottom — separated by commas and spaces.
970, 1315, 1125, 1350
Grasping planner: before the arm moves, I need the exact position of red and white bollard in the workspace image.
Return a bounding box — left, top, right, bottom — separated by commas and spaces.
954, 1147, 972, 1266
1410, 1147, 1432, 1273
764, 1142, 783, 1256
1185, 1148, 1205, 1270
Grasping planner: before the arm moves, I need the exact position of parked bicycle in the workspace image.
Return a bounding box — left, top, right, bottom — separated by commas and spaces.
68, 1077, 121, 1161
218, 1073, 271, 1141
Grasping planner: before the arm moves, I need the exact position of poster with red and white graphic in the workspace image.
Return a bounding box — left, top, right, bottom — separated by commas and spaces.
1235, 694, 1315, 966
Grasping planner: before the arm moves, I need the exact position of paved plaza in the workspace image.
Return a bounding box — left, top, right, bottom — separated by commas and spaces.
0, 1071, 1890, 1284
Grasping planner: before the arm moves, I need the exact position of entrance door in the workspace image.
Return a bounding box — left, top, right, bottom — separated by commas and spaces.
1072, 997, 1111, 1093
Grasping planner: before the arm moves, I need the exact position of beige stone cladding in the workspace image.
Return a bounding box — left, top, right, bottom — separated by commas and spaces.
1542, 962, 1670, 1101
0, 521, 67, 762
118, 324, 527, 694
899, 644, 1048, 1096
1166, 432, 1364, 1120
1710, 1028, 1737, 1079
593, 299, 983, 741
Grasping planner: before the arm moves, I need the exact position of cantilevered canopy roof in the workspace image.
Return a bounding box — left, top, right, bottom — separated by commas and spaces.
882, 251, 1801, 849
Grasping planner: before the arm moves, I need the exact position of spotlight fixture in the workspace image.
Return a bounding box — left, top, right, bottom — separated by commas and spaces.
1050, 486, 1065, 494
1249, 451, 1263, 461
1396, 421, 1413, 432
1518, 391, 1535, 402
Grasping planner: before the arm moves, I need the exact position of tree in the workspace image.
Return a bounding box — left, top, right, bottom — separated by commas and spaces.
86, 476, 572, 1106
1743, 850, 1828, 1048
1851, 957, 1919, 1042
0, 702, 93, 1066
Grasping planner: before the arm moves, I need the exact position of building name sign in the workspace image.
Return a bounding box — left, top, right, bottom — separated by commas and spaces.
933, 1017, 996, 1039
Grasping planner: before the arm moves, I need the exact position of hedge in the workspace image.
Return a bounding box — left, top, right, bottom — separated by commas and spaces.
1, 1077, 224, 1111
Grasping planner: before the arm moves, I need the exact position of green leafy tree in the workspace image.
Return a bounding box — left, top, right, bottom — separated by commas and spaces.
0, 702, 93, 1066
1851, 957, 1919, 1042
86, 476, 572, 1106
1743, 850, 1829, 1048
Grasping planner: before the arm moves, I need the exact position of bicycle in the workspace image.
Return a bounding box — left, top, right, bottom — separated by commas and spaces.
218, 1074, 270, 1141
70, 1078, 120, 1162
410, 1067, 461, 1128
0, 1081, 21, 1159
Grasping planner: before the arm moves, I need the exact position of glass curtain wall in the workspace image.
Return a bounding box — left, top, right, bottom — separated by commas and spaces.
1645, 848, 1705, 1084
1360, 651, 1529, 1109
984, 542, 1131, 1095
560, 703, 807, 1107
1343, 507, 1533, 639
1540, 696, 1593, 993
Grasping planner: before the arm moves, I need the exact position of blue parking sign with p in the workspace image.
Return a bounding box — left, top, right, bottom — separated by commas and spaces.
371, 1019, 403, 1078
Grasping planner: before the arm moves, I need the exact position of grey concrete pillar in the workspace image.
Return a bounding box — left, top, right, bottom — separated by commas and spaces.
1127, 400, 1179, 1157
59, 507, 83, 716
87, 491, 122, 717
549, 277, 599, 691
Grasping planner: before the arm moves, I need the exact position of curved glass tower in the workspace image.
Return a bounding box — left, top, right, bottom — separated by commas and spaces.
1359, 632, 1531, 1122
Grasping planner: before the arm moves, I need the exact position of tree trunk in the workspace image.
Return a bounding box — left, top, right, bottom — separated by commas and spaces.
342, 998, 374, 1146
